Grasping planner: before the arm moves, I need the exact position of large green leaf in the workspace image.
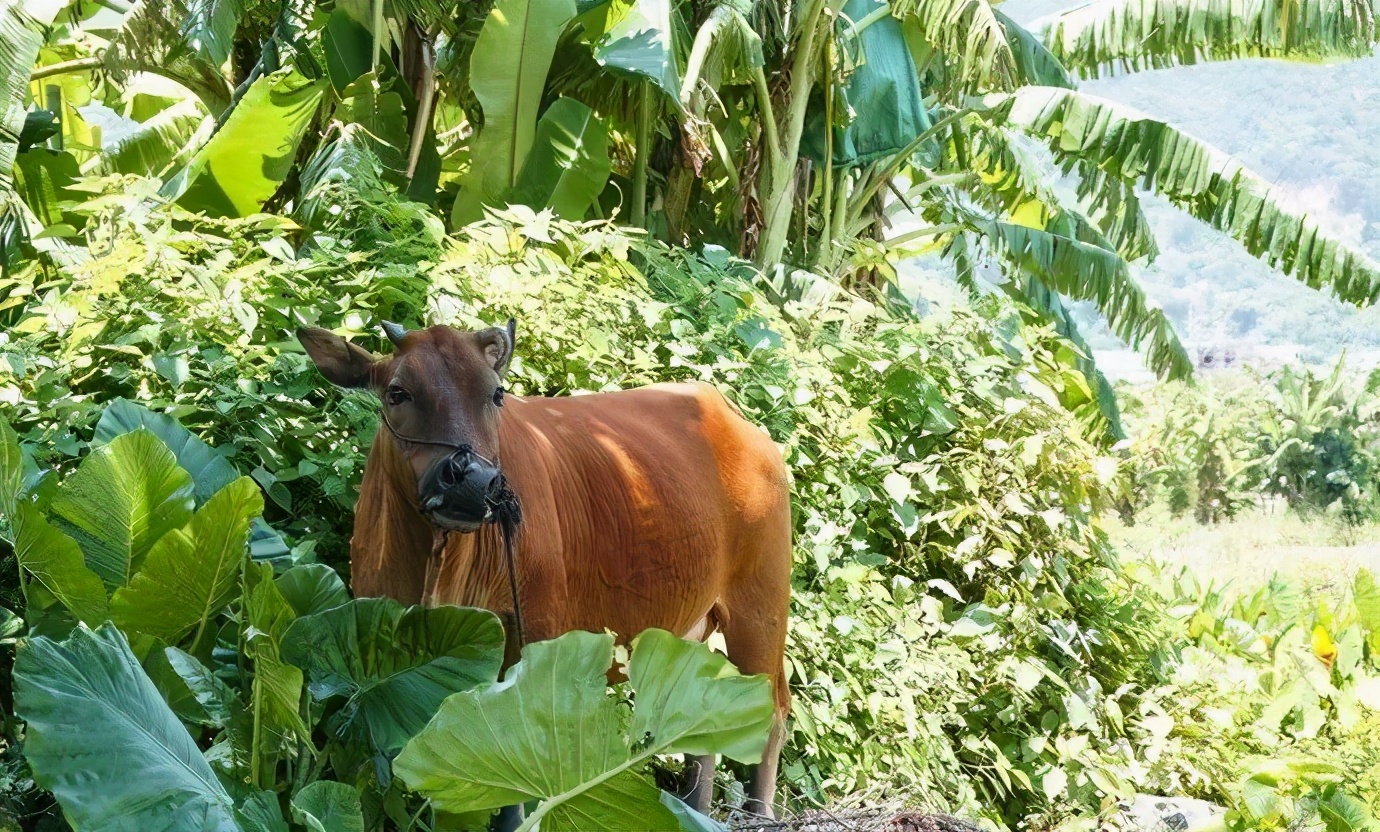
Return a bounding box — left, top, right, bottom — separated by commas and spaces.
15, 623, 240, 832
275, 564, 349, 617
513, 97, 611, 219
0, 416, 23, 522
12, 504, 108, 625
244, 562, 311, 783
181, 0, 242, 67
291, 781, 366, 832
1039, 0, 1378, 79
323, 8, 373, 94
595, 0, 681, 100
451, 0, 577, 225
111, 477, 263, 645
12, 148, 80, 227
94, 400, 289, 560
281, 598, 504, 757
628, 628, 776, 760
1354, 569, 1380, 655
1004, 87, 1380, 307
0, 0, 55, 190
337, 73, 410, 174
95, 399, 236, 505
175, 69, 325, 218
394, 629, 774, 832
164, 646, 241, 729
49, 430, 195, 590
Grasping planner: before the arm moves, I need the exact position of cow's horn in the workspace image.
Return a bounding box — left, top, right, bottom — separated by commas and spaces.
382, 320, 406, 346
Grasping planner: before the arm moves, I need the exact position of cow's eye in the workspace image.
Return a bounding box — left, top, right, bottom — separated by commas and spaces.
386, 387, 411, 406
492, 386, 505, 408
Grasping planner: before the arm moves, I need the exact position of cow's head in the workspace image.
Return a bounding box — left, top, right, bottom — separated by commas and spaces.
297, 320, 516, 533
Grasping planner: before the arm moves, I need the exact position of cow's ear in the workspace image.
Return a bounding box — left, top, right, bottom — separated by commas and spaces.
479, 318, 516, 377
297, 327, 377, 389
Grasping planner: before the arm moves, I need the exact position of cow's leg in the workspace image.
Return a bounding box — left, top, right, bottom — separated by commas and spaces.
682, 753, 715, 812
721, 585, 791, 817
749, 712, 787, 816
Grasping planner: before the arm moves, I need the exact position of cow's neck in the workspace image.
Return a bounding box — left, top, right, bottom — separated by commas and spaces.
350, 429, 433, 603
420, 523, 508, 609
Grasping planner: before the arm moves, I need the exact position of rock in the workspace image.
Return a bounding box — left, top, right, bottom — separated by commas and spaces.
1116, 795, 1226, 832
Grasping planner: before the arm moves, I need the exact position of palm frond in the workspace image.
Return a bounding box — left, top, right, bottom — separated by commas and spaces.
1065, 155, 1158, 263
87, 100, 211, 177
2, 0, 48, 190
893, 0, 1018, 93
104, 0, 234, 115
1038, 0, 1379, 79
994, 9, 1074, 88
1006, 87, 1380, 307
946, 231, 1126, 437
1012, 271, 1126, 439
972, 218, 1193, 380
947, 115, 1155, 262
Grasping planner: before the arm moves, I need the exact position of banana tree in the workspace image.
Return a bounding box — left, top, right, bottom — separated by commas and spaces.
4, 0, 1380, 420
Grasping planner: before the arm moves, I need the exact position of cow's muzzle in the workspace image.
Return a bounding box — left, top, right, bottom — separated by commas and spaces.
417, 448, 505, 532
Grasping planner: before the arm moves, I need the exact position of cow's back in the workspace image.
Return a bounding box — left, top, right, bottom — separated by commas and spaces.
437, 381, 790, 643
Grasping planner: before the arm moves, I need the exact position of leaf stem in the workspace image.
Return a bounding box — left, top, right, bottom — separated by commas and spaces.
631, 85, 652, 227
29, 57, 103, 81
514, 746, 662, 832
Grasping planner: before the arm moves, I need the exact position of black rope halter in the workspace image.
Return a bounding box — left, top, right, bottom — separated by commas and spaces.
379, 407, 527, 648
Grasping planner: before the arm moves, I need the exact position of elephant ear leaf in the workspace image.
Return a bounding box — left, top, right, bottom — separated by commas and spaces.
111, 476, 263, 645
95, 399, 236, 504
95, 400, 290, 566
281, 598, 505, 758
15, 623, 241, 832
291, 781, 365, 832
48, 430, 195, 590
393, 629, 775, 832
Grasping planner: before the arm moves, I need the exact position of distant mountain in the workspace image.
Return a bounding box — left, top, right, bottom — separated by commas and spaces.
906, 0, 1380, 380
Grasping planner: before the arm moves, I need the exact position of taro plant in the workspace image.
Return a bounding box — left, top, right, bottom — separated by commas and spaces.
0, 403, 770, 831
396, 629, 775, 831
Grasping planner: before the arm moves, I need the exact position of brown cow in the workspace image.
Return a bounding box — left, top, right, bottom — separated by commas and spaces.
298, 320, 793, 822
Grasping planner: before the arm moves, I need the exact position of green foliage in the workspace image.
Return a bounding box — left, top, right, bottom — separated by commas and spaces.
15, 622, 243, 832
172, 70, 326, 218
396, 629, 773, 831
1126, 562, 1380, 830
281, 598, 505, 759
0, 399, 773, 831
1122, 361, 1380, 527
452, 0, 579, 225
3, 165, 1380, 831
12, 0, 1380, 404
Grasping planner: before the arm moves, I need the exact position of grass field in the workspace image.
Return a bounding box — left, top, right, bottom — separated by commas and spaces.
1108, 505, 1380, 593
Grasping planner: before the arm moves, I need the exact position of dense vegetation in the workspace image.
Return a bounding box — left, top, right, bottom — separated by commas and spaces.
1121, 361, 1380, 527
0, 187, 1378, 829
4, 0, 1380, 829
